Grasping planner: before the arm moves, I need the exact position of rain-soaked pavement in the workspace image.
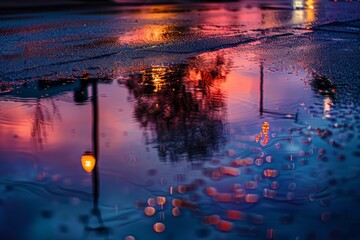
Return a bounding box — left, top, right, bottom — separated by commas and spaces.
1, 0, 360, 239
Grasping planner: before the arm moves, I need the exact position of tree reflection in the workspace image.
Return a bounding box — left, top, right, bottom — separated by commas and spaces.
31, 98, 62, 149
310, 74, 336, 118
310, 74, 336, 98
123, 54, 230, 161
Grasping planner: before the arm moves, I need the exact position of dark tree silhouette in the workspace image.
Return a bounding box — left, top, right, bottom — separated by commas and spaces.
310, 74, 336, 98
123, 53, 231, 162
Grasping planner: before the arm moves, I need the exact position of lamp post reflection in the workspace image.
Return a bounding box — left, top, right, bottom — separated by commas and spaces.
258, 62, 298, 122
259, 62, 264, 117
81, 80, 107, 238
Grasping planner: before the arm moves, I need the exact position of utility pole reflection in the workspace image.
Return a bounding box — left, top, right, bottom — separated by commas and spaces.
259, 62, 264, 117
258, 62, 298, 122
82, 80, 108, 239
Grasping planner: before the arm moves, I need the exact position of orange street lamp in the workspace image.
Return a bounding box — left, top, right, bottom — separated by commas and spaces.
81, 151, 96, 173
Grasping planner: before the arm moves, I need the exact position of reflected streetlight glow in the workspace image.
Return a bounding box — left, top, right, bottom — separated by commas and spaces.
293, 0, 305, 9
291, 0, 316, 24
150, 66, 167, 93
118, 25, 176, 45
81, 151, 96, 173
306, 0, 315, 9
323, 97, 332, 118
255, 122, 270, 146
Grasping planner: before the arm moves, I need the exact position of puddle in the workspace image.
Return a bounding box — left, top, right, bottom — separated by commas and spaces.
1, 1, 360, 239
1, 43, 359, 240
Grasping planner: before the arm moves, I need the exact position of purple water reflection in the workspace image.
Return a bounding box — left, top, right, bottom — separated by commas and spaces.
1, 1, 360, 239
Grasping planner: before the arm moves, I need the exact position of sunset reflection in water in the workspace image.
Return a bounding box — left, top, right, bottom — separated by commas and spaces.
0, 36, 346, 240
255, 121, 270, 146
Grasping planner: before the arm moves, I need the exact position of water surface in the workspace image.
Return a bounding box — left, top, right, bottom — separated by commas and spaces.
1, 1, 360, 240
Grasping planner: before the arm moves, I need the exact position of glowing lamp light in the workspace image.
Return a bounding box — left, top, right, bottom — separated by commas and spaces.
81, 152, 96, 173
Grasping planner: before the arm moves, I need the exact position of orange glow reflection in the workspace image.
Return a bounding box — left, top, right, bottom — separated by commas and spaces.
219, 166, 240, 176
292, 0, 316, 24
144, 206, 156, 216
81, 152, 96, 173
306, 0, 315, 9
216, 220, 233, 232
255, 121, 270, 146
147, 198, 156, 206
172, 198, 181, 207
203, 215, 220, 225
323, 97, 332, 118
172, 207, 180, 216
244, 194, 259, 203
232, 157, 254, 166
118, 24, 184, 45
226, 210, 245, 220
206, 186, 217, 197
143, 66, 167, 93
153, 222, 165, 233
264, 169, 278, 178
156, 196, 166, 206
